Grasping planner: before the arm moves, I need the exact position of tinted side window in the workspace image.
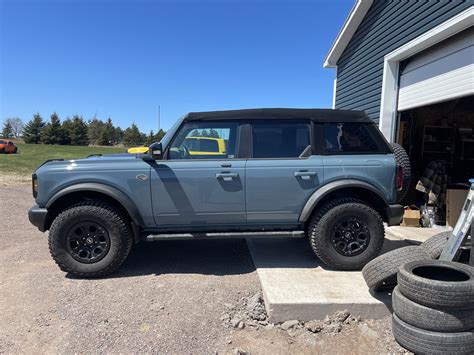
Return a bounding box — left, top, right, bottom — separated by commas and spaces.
323, 123, 380, 153
168, 121, 238, 160
252, 121, 311, 158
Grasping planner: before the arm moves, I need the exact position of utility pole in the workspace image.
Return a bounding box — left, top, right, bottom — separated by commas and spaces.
158, 105, 161, 133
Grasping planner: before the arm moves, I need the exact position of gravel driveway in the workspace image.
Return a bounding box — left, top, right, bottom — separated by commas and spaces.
0, 183, 406, 354
0, 184, 260, 353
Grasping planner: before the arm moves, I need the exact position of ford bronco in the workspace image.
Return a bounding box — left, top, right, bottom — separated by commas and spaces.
28, 109, 409, 277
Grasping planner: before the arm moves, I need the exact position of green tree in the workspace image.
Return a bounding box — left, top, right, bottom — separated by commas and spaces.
3, 117, 23, 138
144, 130, 155, 146
97, 118, 115, 146
191, 129, 201, 137
87, 117, 105, 145
209, 129, 220, 138
23, 113, 45, 144
2, 121, 13, 138
114, 127, 124, 144
156, 129, 166, 142
41, 112, 64, 145
63, 115, 89, 146
201, 129, 209, 137
123, 123, 144, 146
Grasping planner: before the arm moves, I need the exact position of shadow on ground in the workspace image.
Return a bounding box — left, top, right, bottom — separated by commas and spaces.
70, 238, 257, 279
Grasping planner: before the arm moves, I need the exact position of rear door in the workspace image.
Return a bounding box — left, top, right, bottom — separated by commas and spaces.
245, 120, 323, 225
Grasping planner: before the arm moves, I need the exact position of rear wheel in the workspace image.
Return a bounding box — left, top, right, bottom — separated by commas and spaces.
307, 198, 385, 270
48, 201, 133, 278
13, 147, 17, 154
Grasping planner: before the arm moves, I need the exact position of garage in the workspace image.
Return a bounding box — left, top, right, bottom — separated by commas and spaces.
324, 1, 473, 228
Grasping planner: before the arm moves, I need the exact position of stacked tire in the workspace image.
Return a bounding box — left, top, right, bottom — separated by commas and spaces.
391, 260, 474, 354
362, 231, 452, 291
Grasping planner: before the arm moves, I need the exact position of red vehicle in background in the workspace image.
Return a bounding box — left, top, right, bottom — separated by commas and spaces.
0, 139, 18, 154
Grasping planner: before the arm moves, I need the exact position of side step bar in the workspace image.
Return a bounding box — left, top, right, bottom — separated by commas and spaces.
146, 231, 305, 241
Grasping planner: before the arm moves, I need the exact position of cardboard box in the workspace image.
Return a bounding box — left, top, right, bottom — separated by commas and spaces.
402, 208, 420, 227
446, 189, 469, 227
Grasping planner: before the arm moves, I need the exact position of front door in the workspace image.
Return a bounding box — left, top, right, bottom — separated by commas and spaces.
245, 120, 323, 225
150, 120, 246, 229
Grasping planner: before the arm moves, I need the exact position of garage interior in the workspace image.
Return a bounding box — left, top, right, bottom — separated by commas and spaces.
394, 27, 473, 228
398, 96, 473, 227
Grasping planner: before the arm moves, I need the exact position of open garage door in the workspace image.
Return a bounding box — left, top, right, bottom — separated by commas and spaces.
398, 28, 473, 111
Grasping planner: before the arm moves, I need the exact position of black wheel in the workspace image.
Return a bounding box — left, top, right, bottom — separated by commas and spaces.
392, 314, 474, 355
420, 230, 451, 259
392, 286, 474, 332
398, 260, 474, 308
0, 148, 4, 154
362, 246, 431, 291
13, 147, 17, 154
49, 201, 133, 278
390, 143, 411, 203
307, 198, 384, 270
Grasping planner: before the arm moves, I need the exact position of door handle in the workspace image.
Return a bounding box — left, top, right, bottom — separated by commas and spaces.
294, 171, 317, 180
216, 172, 239, 181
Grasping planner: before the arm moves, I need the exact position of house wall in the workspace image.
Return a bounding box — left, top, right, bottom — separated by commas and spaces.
334, 0, 471, 123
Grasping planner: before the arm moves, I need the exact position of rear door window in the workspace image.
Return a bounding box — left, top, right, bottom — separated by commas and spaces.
323, 123, 382, 153
251, 120, 311, 158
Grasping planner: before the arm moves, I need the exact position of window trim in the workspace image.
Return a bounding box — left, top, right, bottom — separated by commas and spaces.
248, 119, 313, 160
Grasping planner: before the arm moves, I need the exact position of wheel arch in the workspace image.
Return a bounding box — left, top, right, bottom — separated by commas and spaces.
299, 180, 390, 224
45, 183, 144, 232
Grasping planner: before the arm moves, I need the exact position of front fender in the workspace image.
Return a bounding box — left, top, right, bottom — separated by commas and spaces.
45, 183, 145, 226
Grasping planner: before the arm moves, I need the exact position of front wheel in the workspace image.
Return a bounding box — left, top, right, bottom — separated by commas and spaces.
48, 201, 133, 278
307, 198, 384, 270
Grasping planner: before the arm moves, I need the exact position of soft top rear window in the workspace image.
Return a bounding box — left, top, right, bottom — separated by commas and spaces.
323, 123, 390, 154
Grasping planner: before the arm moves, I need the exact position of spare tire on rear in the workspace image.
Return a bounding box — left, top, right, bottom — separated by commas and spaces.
390, 143, 411, 203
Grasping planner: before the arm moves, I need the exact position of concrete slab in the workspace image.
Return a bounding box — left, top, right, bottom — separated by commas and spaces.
385, 226, 450, 243
247, 229, 441, 323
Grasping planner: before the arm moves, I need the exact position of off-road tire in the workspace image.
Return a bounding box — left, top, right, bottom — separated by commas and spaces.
392, 286, 474, 332
398, 260, 474, 308
362, 246, 431, 291
392, 314, 474, 355
390, 143, 411, 203
420, 230, 452, 259
13, 147, 17, 154
307, 198, 384, 270
0, 148, 4, 154
49, 201, 133, 278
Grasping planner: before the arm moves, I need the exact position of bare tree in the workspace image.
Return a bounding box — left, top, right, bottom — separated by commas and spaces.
4, 117, 24, 138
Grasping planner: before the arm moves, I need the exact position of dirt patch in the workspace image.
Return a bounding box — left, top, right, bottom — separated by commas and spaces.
0, 184, 408, 353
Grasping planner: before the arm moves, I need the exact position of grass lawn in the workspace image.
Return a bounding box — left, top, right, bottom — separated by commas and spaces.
0, 143, 125, 177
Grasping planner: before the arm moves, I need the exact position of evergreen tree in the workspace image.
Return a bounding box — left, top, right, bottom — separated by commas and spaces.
41, 112, 64, 145
23, 113, 45, 144
64, 115, 89, 146
114, 127, 124, 144
156, 129, 166, 142
123, 123, 144, 146
61, 119, 73, 145
201, 129, 209, 137
144, 130, 155, 146
2, 121, 13, 138
191, 129, 201, 137
209, 129, 220, 138
87, 117, 105, 145
97, 118, 115, 146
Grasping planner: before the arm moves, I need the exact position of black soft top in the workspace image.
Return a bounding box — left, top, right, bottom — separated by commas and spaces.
184, 108, 373, 123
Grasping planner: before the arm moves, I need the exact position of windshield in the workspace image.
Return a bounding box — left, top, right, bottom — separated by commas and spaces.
159, 116, 185, 149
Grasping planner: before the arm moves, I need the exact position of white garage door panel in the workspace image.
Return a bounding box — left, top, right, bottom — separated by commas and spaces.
398, 64, 474, 111
398, 28, 474, 111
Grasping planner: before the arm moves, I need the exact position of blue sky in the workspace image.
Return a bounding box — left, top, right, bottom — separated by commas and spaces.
0, 0, 353, 133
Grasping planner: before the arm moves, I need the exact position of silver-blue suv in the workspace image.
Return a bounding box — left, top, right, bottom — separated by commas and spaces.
28, 109, 409, 277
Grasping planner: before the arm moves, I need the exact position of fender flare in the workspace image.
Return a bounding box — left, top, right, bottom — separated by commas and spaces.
299, 179, 389, 222
45, 183, 144, 226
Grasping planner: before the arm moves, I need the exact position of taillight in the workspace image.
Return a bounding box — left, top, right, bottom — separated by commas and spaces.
32, 173, 38, 198
396, 165, 403, 191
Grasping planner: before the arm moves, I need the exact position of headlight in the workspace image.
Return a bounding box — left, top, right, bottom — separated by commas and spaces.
32, 173, 38, 198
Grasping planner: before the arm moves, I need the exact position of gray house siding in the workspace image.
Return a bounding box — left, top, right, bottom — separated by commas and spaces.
334, 0, 471, 123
